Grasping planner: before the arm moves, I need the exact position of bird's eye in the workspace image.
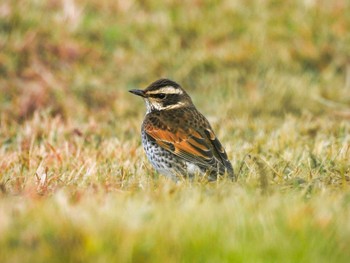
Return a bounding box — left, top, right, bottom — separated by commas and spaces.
154, 93, 167, 99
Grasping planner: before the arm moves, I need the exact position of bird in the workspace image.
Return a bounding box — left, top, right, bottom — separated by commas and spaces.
129, 78, 234, 181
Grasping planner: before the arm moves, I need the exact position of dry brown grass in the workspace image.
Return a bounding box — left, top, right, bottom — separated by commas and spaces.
1, 0, 350, 262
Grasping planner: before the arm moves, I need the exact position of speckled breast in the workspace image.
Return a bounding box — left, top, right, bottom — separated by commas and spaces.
141, 129, 189, 179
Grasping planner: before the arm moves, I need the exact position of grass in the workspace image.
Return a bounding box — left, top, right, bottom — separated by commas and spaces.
1, 0, 350, 262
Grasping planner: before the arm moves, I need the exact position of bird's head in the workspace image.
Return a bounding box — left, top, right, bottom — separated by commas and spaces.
129, 79, 194, 113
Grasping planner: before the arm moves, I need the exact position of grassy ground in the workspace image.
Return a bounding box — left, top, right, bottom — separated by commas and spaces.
1, 0, 350, 262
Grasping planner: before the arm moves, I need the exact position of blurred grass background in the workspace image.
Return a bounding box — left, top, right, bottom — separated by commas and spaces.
1, 0, 350, 262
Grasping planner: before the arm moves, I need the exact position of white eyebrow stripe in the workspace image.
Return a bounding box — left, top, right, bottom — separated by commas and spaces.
147, 86, 183, 95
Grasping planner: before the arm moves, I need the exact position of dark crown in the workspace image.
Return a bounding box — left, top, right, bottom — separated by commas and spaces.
145, 79, 181, 92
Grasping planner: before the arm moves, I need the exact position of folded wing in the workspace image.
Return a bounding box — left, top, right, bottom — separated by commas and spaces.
144, 120, 233, 178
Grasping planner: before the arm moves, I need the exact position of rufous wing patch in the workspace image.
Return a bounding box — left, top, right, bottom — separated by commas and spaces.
145, 126, 213, 163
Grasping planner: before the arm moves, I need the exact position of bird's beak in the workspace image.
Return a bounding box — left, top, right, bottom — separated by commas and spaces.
129, 89, 146, 98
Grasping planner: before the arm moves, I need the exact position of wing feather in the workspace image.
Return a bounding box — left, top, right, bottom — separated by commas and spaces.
145, 125, 216, 169
143, 111, 234, 179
